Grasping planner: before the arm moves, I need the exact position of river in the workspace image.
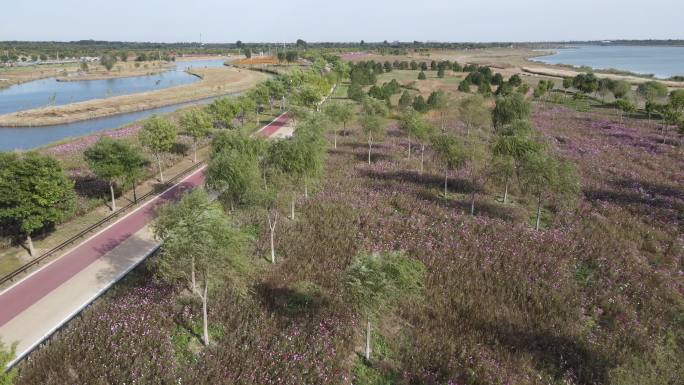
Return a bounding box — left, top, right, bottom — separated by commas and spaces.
0, 59, 231, 151
533, 45, 684, 79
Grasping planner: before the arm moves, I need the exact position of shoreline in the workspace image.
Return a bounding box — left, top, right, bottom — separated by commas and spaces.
0, 66, 268, 127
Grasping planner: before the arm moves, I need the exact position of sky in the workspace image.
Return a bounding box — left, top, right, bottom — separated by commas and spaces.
2, 0, 683, 43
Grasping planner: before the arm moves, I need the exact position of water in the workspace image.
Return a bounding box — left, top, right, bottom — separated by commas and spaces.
0, 59, 238, 151
0, 59, 226, 115
534, 45, 684, 79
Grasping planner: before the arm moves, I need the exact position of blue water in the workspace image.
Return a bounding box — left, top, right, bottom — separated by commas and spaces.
0, 59, 225, 116
0, 59, 238, 151
534, 45, 684, 79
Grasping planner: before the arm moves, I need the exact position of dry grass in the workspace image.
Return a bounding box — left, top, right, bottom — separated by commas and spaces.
0, 67, 268, 127
54, 61, 172, 82
522, 66, 684, 88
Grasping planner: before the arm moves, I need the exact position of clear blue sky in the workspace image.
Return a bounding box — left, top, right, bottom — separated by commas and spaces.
2, 0, 682, 43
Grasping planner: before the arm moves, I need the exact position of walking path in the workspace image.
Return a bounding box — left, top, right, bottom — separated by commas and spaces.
0, 115, 293, 368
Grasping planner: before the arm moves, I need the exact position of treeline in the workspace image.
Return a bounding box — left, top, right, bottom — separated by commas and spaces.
0, 61, 340, 260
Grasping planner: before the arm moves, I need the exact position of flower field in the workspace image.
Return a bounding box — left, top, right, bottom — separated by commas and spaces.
13, 101, 683, 384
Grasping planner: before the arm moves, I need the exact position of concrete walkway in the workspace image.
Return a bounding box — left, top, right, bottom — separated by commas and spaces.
0, 115, 293, 368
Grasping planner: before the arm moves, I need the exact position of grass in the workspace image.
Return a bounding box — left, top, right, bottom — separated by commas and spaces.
11, 81, 684, 384
0, 66, 269, 127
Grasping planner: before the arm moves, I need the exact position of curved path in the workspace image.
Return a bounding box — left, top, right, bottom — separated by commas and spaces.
0, 113, 292, 368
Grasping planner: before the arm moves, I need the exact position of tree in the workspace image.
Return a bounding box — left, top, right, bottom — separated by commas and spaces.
243, 48, 252, 59
418, 71, 427, 80
615, 98, 637, 121
154, 189, 248, 346
611, 80, 632, 100
100, 54, 116, 71
285, 51, 299, 63
85, 137, 145, 212
362, 97, 389, 117
0, 339, 17, 385
179, 108, 212, 163
573, 73, 599, 96
492, 93, 531, 129
437, 67, 445, 78
459, 94, 491, 135
347, 82, 365, 102
492, 120, 542, 203
324, 102, 354, 149
562, 77, 573, 94
478, 80, 492, 95
509, 74, 522, 87
410, 61, 418, 70
344, 251, 425, 362
412, 95, 428, 113
420, 62, 428, 71
491, 73, 504, 86
206, 148, 261, 211
519, 152, 580, 230
458, 79, 471, 93
359, 114, 386, 165
637, 81, 668, 120
277, 51, 286, 62
139, 115, 177, 183
431, 133, 466, 197
207, 97, 239, 129
398, 90, 412, 110
0, 153, 75, 256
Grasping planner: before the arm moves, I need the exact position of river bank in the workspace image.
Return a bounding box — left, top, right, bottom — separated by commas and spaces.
0, 66, 267, 127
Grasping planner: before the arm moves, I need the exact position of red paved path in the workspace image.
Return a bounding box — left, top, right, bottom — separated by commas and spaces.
0, 114, 289, 328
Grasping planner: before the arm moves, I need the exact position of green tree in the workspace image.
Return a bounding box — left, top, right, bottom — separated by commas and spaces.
85, 137, 146, 211
344, 251, 425, 362
206, 148, 261, 211
509, 74, 522, 87
179, 108, 212, 163
100, 54, 116, 71
417, 71, 427, 80
207, 97, 239, 129
412, 95, 428, 113
478, 80, 492, 95
359, 114, 386, 165
324, 102, 354, 148
154, 189, 248, 346
139, 115, 177, 183
637, 81, 668, 120
611, 80, 632, 100
573, 73, 599, 96
459, 94, 491, 135
562, 77, 573, 94
437, 67, 445, 78
492, 120, 542, 203
456, 77, 472, 93
615, 98, 637, 121
0, 153, 76, 256
519, 152, 580, 230
431, 133, 466, 197
347, 82, 365, 102
398, 90, 412, 110
492, 93, 531, 129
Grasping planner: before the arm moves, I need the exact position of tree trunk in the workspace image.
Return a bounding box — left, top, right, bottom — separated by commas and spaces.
109, 182, 116, 211
304, 181, 308, 199
470, 192, 475, 216
444, 169, 448, 197
132, 179, 138, 203
156, 154, 164, 183
201, 278, 209, 346
191, 257, 197, 293
26, 234, 35, 257
333, 128, 337, 149
193, 139, 198, 163
268, 210, 278, 264
365, 317, 372, 361
535, 194, 542, 231
368, 139, 373, 165
407, 134, 412, 160
420, 143, 425, 174
503, 178, 509, 204
291, 198, 295, 220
